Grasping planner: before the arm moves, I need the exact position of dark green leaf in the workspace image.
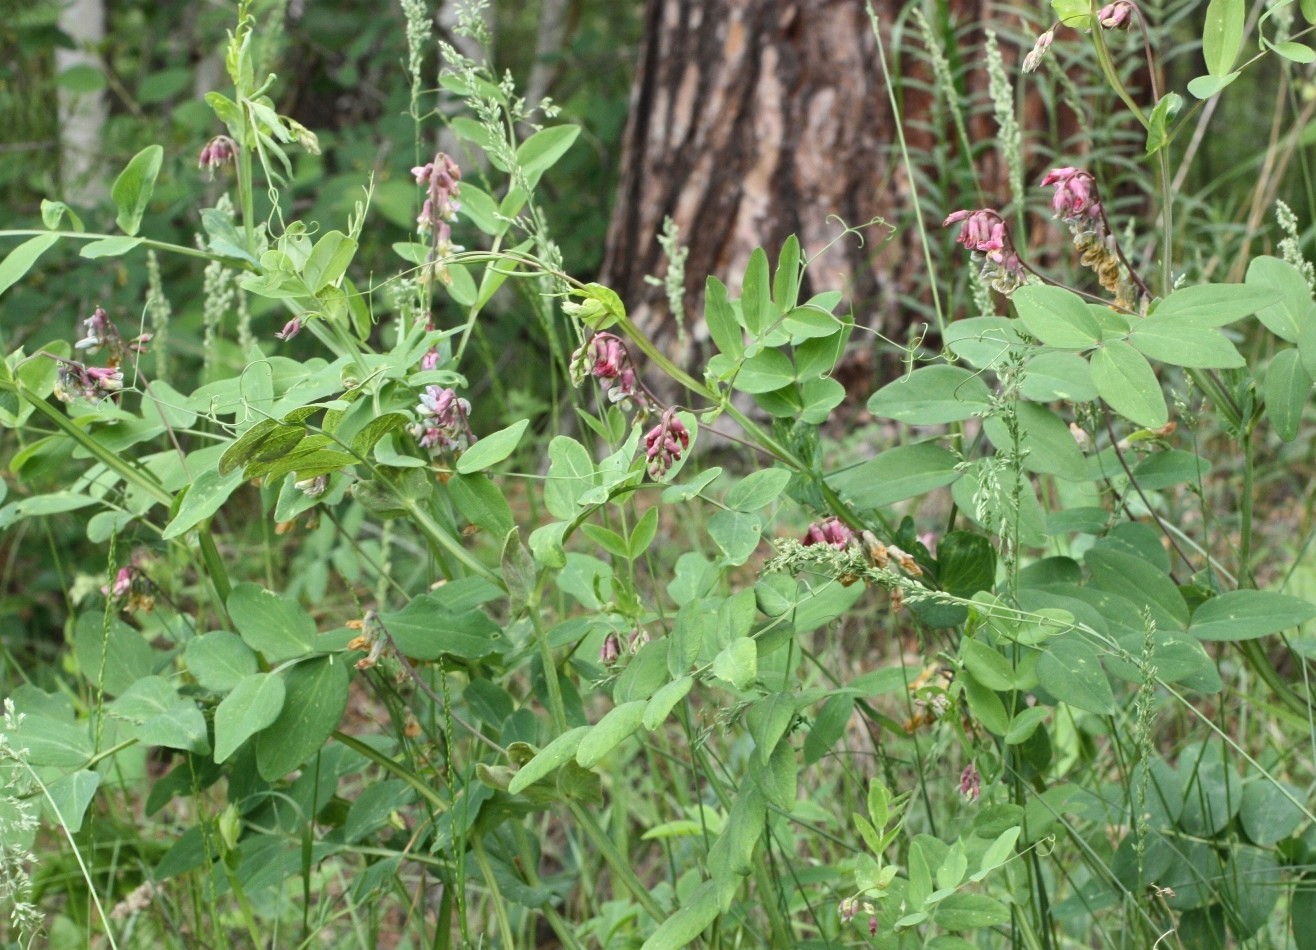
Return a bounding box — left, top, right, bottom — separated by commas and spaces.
1189, 590, 1316, 641
228, 583, 317, 661
110, 145, 164, 236
254, 656, 350, 780
867, 365, 992, 424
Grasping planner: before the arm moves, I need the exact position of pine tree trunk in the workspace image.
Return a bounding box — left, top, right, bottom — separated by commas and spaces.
599, 0, 1017, 382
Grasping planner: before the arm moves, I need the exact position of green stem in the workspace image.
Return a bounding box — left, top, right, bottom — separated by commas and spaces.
568, 804, 665, 920
1238, 424, 1256, 587
0, 230, 253, 268
393, 487, 505, 589
471, 837, 517, 947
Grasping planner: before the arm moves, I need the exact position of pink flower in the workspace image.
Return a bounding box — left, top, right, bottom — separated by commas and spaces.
803, 516, 854, 549
570, 332, 645, 409
943, 209, 1025, 290
275, 317, 302, 341
960, 763, 981, 802
599, 632, 622, 665
1022, 28, 1055, 73
410, 385, 476, 455
1098, 1, 1134, 29
198, 135, 237, 179
644, 408, 690, 479
1041, 167, 1102, 223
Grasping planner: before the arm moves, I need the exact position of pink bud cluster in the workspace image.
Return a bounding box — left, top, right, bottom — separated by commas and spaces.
644, 408, 690, 479
412, 153, 462, 247
410, 385, 476, 456
803, 516, 854, 549
198, 135, 237, 179
570, 332, 645, 409
101, 553, 154, 613
960, 763, 982, 802
942, 209, 1025, 292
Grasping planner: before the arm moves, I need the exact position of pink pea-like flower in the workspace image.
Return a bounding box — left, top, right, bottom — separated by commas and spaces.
803, 516, 854, 549
1041, 167, 1102, 223
644, 408, 690, 479
960, 763, 982, 802
1098, 1, 1134, 29
198, 135, 237, 179
410, 385, 476, 455
570, 332, 644, 408
943, 209, 1024, 288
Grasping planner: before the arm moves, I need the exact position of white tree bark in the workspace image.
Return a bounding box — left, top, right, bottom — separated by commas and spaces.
57, 0, 108, 205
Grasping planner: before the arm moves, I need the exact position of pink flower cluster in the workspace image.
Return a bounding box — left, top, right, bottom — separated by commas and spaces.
942, 209, 1025, 291
410, 385, 476, 456
412, 153, 462, 248
75, 306, 150, 360
1041, 167, 1102, 225
644, 408, 690, 479
570, 332, 644, 409
198, 135, 237, 179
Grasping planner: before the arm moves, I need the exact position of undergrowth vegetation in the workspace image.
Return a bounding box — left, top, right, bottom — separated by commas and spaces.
3, 0, 1316, 948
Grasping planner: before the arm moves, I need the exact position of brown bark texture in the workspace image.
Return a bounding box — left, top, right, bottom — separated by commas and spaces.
599, 0, 1033, 375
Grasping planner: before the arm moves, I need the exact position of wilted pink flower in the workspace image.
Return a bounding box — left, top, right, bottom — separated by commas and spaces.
410, 385, 476, 455
644, 408, 690, 479
869, 915, 878, 936
1098, 1, 1134, 29
960, 763, 981, 802
1041, 167, 1102, 223
420, 347, 440, 371
838, 897, 858, 923
198, 135, 237, 178
628, 627, 651, 654
55, 360, 123, 402
600, 632, 622, 665
803, 516, 854, 549
1022, 28, 1054, 72
75, 306, 116, 353
570, 332, 645, 409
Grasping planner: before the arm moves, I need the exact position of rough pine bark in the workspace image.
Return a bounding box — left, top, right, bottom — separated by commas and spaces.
599, 0, 1028, 381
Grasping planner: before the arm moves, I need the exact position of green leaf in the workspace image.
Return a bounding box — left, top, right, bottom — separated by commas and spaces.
723, 468, 791, 511
1128, 449, 1211, 489
1154, 281, 1281, 328
455, 418, 528, 473
867, 365, 992, 424
161, 466, 245, 540
640, 880, 718, 950
708, 509, 762, 565
110, 145, 164, 236
705, 277, 744, 360
1037, 636, 1114, 714
1019, 351, 1097, 402
1187, 71, 1239, 99
1085, 548, 1189, 630
712, 637, 757, 690
0, 491, 98, 529
934, 893, 1012, 931
734, 349, 795, 393
773, 235, 803, 311
110, 677, 209, 753
228, 583, 317, 661
1013, 285, 1102, 348
575, 700, 646, 769
379, 595, 504, 660
804, 693, 854, 764
74, 612, 154, 697
740, 247, 773, 336
1240, 779, 1305, 845
643, 675, 693, 729
254, 656, 350, 780
1263, 348, 1312, 441
14, 715, 92, 767
827, 442, 961, 510
78, 236, 144, 259
1089, 342, 1167, 428
1202, 0, 1245, 76
945, 316, 1024, 368
746, 692, 797, 763
0, 233, 60, 298
1129, 322, 1243, 368
517, 125, 580, 187
508, 727, 589, 794
1246, 256, 1316, 343
1188, 590, 1316, 641
213, 673, 287, 763
448, 473, 514, 538
1145, 92, 1183, 155
45, 770, 101, 834
1270, 40, 1316, 62
983, 403, 1088, 481
628, 506, 660, 558
544, 436, 596, 519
